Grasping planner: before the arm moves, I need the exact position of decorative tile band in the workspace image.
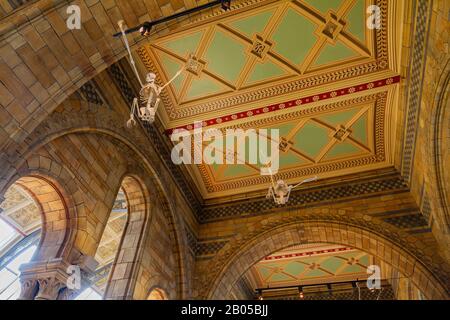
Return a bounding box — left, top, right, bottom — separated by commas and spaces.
200, 175, 408, 223
401, 0, 431, 181
264, 247, 354, 261
166, 76, 401, 135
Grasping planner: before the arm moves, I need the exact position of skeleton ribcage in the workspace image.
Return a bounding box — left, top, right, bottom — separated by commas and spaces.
139, 86, 157, 107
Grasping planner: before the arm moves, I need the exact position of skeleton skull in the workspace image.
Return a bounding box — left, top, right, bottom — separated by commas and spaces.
274, 180, 290, 194
146, 72, 156, 83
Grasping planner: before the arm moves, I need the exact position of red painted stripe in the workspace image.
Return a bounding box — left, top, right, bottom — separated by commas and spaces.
165, 76, 401, 135
263, 247, 354, 261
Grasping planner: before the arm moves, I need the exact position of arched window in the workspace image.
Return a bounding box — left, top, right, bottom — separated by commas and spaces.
147, 288, 168, 300
0, 185, 42, 300
75, 188, 128, 300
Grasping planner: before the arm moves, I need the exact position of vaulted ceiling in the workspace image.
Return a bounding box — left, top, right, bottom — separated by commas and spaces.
0, 185, 41, 236
244, 243, 372, 289
133, 0, 402, 200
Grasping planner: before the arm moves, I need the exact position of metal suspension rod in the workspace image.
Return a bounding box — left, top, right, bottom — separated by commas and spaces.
112, 0, 229, 38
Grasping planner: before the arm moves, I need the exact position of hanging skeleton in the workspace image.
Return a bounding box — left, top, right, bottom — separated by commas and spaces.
117, 20, 184, 127
265, 167, 318, 205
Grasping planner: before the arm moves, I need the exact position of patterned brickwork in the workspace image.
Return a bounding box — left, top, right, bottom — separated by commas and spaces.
0, 0, 34, 18
402, 0, 432, 181
265, 285, 395, 300
201, 176, 408, 222
196, 241, 228, 257
383, 214, 428, 229
407, 0, 450, 262
79, 81, 104, 106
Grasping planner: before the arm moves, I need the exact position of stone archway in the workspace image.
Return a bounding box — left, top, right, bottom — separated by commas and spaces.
199, 219, 449, 300
0, 172, 80, 300
147, 287, 169, 300
104, 175, 150, 300
1, 173, 78, 264
14, 176, 72, 262
427, 60, 450, 257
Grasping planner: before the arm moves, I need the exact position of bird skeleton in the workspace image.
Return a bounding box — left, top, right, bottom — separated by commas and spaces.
117, 20, 184, 127
265, 167, 318, 205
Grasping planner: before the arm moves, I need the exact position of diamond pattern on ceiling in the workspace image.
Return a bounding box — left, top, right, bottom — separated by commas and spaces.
145, 0, 372, 110
195, 96, 379, 196
135, 0, 399, 200
247, 244, 372, 288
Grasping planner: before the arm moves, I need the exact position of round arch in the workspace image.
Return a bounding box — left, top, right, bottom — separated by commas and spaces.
1, 173, 78, 263
199, 219, 449, 300
3, 125, 190, 299
428, 60, 450, 233
147, 287, 169, 300
103, 175, 150, 300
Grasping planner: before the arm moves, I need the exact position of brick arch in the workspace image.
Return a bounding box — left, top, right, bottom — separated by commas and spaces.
1, 171, 78, 263
20, 126, 192, 298
147, 286, 169, 300
7, 126, 191, 299
427, 60, 450, 239
104, 175, 150, 300
200, 217, 449, 300
0, 0, 257, 158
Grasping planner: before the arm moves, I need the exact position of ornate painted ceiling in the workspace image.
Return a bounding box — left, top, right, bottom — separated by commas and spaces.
244, 243, 372, 289
134, 0, 402, 199
0, 185, 41, 235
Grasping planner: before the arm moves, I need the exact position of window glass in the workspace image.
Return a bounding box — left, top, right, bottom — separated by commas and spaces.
0, 219, 17, 251
75, 288, 102, 300
6, 245, 37, 274
0, 245, 38, 300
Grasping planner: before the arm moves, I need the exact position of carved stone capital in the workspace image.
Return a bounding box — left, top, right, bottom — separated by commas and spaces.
35, 276, 66, 300
17, 255, 100, 300
17, 279, 38, 300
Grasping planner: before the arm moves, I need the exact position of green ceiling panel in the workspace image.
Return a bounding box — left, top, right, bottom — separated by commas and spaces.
341, 264, 365, 274
350, 112, 368, 145
319, 257, 344, 273
305, 269, 328, 278
358, 255, 369, 266
303, 0, 344, 14
270, 273, 293, 282
159, 53, 186, 95
204, 31, 247, 84
223, 164, 255, 178
314, 40, 358, 66
258, 266, 272, 279
271, 8, 318, 65
186, 75, 226, 100
246, 60, 287, 85
318, 108, 359, 127
324, 141, 360, 160
294, 122, 330, 158
345, 0, 365, 42
280, 152, 305, 167
210, 163, 221, 173
228, 9, 274, 38
267, 122, 297, 138
284, 262, 306, 276
159, 30, 204, 58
